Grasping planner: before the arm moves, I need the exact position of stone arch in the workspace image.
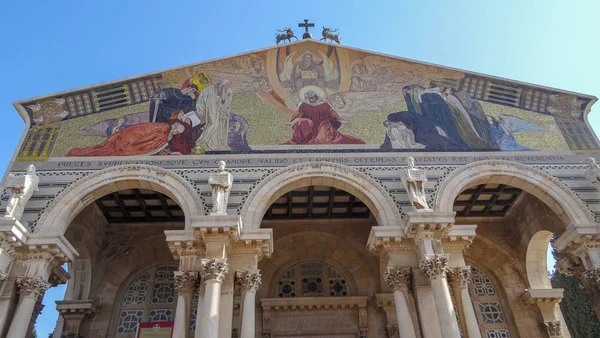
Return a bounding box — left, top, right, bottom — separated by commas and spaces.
526, 230, 554, 289
240, 162, 401, 229
434, 160, 594, 226
36, 164, 204, 235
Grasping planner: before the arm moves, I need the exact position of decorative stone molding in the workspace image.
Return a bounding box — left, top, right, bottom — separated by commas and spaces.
444, 224, 477, 252
200, 258, 229, 283
35, 164, 204, 234
448, 266, 471, 288
173, 271, 198, 294
419, 254, 449, 279
434, 160, 595, 225
522, 288, 564, 305
366, 226, 409, 253
236, 270, 262, 292
55, 299, 97, 337
544, 320, 562, 338
240, 161, 402, 229
16, 276, 51, 300
383, 267, 411, 290
232, 228, 274, 260
402, 211, 455, 239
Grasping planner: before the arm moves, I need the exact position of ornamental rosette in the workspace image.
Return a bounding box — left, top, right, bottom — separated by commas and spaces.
173, 271, 198, 293
419, 254, 449, 279
16, 276, 51, 300
383, 267, 411, 290
448, 266, 471, 288
236, 270, 262, 292
200, 259, 229, 283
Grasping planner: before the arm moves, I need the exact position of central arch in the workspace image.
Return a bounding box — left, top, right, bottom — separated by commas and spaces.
240, 162, 402, 230
35, 164, 204, 235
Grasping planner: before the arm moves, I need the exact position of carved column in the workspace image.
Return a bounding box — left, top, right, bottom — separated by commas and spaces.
6, 276, 51, 337
383, 267, 416, 338
172, 271, 198, 338
236, 270, 261, 338
522, 289, 567, 338
448, 267, 481, 338
420, 254, 461, 338
55, 300, 97, 338
200, 259, 229, 338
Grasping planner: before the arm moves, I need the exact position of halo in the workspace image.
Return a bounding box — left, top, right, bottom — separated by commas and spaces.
299, 85, 327, 100
293, 50, 323, 64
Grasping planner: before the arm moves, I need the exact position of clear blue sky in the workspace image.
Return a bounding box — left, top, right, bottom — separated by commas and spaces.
1, 1, 599, 336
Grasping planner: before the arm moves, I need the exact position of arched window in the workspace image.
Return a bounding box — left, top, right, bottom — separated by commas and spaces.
116, 264, 199, 336
276, 261, 350, 298
469, 266, 512, 338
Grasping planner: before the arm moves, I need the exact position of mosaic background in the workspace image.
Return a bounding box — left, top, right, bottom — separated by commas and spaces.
14, 40, 596, 162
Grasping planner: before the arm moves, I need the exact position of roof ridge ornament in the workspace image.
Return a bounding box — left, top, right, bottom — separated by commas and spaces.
298, 19, 314, 39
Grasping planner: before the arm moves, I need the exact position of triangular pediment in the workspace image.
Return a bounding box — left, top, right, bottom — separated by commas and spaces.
12, 39, 599, 163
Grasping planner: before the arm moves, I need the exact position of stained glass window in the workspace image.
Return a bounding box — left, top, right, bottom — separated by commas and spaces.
469, 266, 511, 337
116, 264, 198, 337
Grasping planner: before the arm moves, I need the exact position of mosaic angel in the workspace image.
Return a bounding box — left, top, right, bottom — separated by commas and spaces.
486, 114, 546, 151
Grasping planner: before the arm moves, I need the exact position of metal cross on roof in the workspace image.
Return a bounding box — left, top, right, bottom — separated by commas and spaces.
298, 19, 314, 39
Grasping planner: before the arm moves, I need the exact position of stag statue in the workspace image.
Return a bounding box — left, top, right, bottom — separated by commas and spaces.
275, 27, 298, 45
320, 27, 341, 44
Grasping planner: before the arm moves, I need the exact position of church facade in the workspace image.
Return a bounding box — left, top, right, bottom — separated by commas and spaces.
0, 38, 599, 338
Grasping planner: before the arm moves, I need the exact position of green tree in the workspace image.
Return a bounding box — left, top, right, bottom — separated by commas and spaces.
31, 328, 37, 338
550, 236, 600, 337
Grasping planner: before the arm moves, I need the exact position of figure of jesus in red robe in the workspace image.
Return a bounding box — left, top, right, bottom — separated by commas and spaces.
284, 87, 365, 145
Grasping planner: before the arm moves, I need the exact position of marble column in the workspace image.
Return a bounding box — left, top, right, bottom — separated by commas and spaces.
173, 271, 198, 338
6, 276, 50, 338
419, 254, 461, 338
236, 270, 261, 338
382, 267, 416, 338
449, 267, 481, 338
199, 258, 229, 338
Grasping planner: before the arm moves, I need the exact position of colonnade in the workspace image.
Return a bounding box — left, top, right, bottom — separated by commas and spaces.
1, 212, 598, 337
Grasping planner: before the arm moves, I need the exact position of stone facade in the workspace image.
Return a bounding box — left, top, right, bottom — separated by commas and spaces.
1, 40, 599, 338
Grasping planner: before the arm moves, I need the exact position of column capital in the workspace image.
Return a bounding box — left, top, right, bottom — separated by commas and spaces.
236, 270, 262, 292
419, 254, 449, 280
383, 267, 411, 291
448, 266, 471, 288
16, 276, 51, 300
200, 258, 229, 283
583, 267, 600, 284
174, 271, 199, 294
544, 320, 563, 338
385, 325, 399, 338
